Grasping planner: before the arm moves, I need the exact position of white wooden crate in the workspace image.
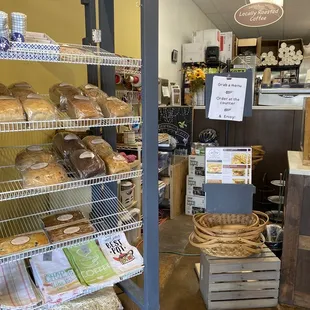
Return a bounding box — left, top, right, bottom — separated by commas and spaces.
199, 246, 280, 310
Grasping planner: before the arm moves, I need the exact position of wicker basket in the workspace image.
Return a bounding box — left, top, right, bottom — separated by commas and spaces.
189, 211, 269, 258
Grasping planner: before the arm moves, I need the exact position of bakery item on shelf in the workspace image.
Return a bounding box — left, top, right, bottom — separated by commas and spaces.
69, 149, 106, 179
47, 222, 95, 243
15, 145, 55, 172
0, 96, 26, 122
99, 96, 132, 118
8, 82, 37, 100
0, 83, 11, 96
41, 211, 86, 229
0, 231, 49, 256
49, 83, 82, 111
22, 162, 68, 188
67, 95, 103, 119
53, 132, 86, 158
104, 152, 131, 174
79, 84, 108, 105
82, 136, 113, 159
21, 95, 58, 121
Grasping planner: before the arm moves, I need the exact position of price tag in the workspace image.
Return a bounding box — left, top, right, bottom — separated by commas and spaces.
43, 252, 53, 261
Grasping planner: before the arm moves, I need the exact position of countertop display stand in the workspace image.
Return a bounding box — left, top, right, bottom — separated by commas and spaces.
0, 0, 159, 310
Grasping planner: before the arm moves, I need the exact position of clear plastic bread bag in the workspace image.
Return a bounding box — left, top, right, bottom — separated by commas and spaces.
67, 95, 103, 119
8, 82, 37, 100
0, 96, 26, 122
82, 136, 113, 159
0, 83, 11, 96
99, 96, 132, 118
104, 152, 131, 175
79, 84, 108, 105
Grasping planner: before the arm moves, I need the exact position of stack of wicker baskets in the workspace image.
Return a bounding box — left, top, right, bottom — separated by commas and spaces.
189, 211, 269, 258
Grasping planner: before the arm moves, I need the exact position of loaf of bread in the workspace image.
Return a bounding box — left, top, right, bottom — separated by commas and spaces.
99, 96, 132, 118
15, 146, 55, 172
70, 149, 106, 179
0, 97, 26, 122
79, 84, 108, 105
49, 83, 82, 111
47, 222, 95, 243
0, 231, 49, 256
53, 132, 86, 158
8, 82, 37, 100
104, 152, 131, 175
82, 136, 113, 159
42, 211, 86, 229
21, 95, 58, 121
0, 83, 11, 96
22, 162, 68, 188
67, 95, 103, 119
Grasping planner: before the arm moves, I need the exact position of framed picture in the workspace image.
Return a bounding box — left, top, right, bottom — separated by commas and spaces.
171, 49, 178, 63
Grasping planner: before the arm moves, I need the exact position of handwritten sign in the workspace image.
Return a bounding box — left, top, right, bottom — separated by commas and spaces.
208, 76, 247, 122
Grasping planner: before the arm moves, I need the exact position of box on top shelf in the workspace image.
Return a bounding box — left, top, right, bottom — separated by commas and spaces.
188, 155, 205, 176
187, 175, 205, 196
186, 195, 206, 216
236, 37, 262, 57
192, 29, 221, 48
220, 32, 236, 63
261, 39, 279, 60
278, 38, 304, 54
182, 43, 205, 63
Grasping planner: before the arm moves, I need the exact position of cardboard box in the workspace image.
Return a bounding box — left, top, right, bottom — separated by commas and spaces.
220, 32, 235, 63
188, 155, 205, 176
193, 29, 221, 47
187, 175, 205, 196
236, 37, 262, 57
182, 43, 205, 63
185, 195, 206, 215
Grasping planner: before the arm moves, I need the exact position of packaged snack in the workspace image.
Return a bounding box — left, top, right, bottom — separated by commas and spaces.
8, 82, 37, 100
53, 132, 86, 158
79, 84, 108, 105
15, 145, 55, 171
41, 211, 86, 229
104, 152, 131, 175
99, 96, 132, 118
49, 83, 82, 111
67, 95, 103, 119
0, 231, 49, 256
22, 162, 68, 188
0, 83, 11, 96
0, 96, 26, 122
21, 94, 58, 121
82, 136, 113, 159
70, 149, 106, 179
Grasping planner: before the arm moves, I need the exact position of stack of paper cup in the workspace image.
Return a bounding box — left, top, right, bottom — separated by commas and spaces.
260, 51, 278, 66
278, 42, 303, 66
11, 12, 27, 41
0, 11, 9, 40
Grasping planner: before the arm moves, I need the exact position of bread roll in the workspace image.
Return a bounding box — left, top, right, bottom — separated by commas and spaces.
53, 132, 86, 158
8, 82, 36, 100
67, 95, 103, 119
82, 136, 113, 158
79, 84, 108, 105
21, 95, 58, 121
22, 162, 68, 188
104, 152, 131, 175
0, 96, 26, 122
70, 149, 106, 178
42, 211, 86, 229
98, 96, 132, 117
0, 231, 49, 256
0, 83, 11, 96
15, 145, 55, 171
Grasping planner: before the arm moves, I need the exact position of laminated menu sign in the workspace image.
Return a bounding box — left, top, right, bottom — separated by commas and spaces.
205, 147, 252, 184
208, 76, 247, 122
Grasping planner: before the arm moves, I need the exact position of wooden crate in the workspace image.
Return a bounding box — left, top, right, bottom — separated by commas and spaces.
199, 246, 280, 310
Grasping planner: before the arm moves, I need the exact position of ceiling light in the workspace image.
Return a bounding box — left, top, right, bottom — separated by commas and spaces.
249, 0, 283, 6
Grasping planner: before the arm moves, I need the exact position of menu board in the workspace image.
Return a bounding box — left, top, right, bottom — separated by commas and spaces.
205, 147, 252, 184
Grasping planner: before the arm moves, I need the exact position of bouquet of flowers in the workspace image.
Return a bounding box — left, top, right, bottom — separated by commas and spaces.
186, 67, 206, 93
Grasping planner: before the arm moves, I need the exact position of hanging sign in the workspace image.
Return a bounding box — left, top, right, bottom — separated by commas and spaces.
208, 76, 247, 122
234, 2, 284, 27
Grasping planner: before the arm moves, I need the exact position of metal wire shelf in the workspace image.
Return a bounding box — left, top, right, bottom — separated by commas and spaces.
0, 186, 142, 265
115, 90, 141, 105
0, 43, 141, 68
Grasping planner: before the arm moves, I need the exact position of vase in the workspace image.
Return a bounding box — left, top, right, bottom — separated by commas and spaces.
193, 87, 205, 106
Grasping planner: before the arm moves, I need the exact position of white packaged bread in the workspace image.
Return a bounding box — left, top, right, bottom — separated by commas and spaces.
15, 145, 55, 172
104, 152, 131, 174
21, 94, 58, 121
0, 96, 26, 122
99, 96, 132, 118
82, 136, 113, 159
22, 162, 68, 188
0, 83, 11, 96
79, 84, 108, 105
67, 95, 103, 119
8, 82, 37, 100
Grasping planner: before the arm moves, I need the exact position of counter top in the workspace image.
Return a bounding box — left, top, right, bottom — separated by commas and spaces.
193, 106, 303, 111
288, 151, 310, 176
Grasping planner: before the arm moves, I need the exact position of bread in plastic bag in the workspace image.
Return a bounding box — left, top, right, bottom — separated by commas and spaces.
15, 145, 55, 171
67, 95, 103, 119
49, 83, 82, 111
70, 149, 106, 179
53, 132, 86, 158
99, 96, 132, 118
42, 211, 86, 229
82, 136, 113, 159
21, 94, 58, 121
0, 96, 26, 122
22, 162, 68, 188
0, 83, 11, 96
104, 152, 131, 175
79, 84, 108, 105
8, 82, 37, 100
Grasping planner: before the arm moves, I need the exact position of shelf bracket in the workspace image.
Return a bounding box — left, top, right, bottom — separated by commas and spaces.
117, 279, 144, 309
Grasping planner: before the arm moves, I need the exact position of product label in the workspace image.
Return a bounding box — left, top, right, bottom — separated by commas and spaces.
59, 83, 73, 87
79, 151, 95, 159
27, 145, 43, 152
14, 83, 31, 88
64, 134, 78, 141
113, 155, 125, 161
64, 227, 81, 235
85, 84, 98, 90
0, 96, 14, 100
74, 95, 89, 100
11, 236, 30, 246
26, 94, 41, 99
31, 163, 48, 170
91, 138, 105, 145
57, 214, 74, 222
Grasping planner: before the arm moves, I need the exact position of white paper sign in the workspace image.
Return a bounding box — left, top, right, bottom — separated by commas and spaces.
208, 76, 247, 122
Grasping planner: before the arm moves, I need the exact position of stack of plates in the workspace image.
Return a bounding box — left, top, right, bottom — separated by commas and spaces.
11, 12, 27, 41
0, 11, 9, 39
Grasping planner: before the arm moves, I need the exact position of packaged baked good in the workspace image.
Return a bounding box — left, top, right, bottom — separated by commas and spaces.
104, 152, 131, 175
21, 94, 58, 121
22, 162, 68, 188
0, 83, 11, 96
67, 95, 103, 119
70, 149, 106, 179
15, 145, 55, 171
47, 222, 95, 243
53, 132, 86, 158
79, 84, 108, 105
0, 231, 49, 256
42, 211, 86, 229
8, 82, 37, 100
49, 83, 82, 111
82, 136, 113, 159
99, 96, 132, 118
0, 96, 26, 122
